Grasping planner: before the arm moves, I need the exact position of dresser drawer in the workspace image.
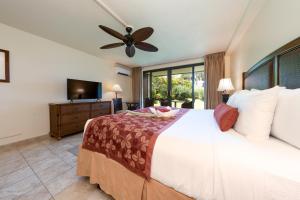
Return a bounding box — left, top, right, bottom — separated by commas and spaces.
91, 110, 109, 118
91, 102, 110, 111
61, 121, 86, 135
61, 112, 90, 124
49, 102, 111, 140
61, 104, 90, 114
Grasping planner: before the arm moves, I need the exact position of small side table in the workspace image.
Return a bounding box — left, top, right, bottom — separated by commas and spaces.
126, 102, 140, 110
113, 98, 123, 113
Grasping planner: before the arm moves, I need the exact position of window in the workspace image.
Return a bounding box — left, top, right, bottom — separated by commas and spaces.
194, 65, 205, 109
143, 63, 205, 109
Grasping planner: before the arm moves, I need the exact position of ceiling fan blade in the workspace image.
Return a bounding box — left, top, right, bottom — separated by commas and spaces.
99, 25, 126, 41
135, 42, 158, 52
125, 46, 135, 57
100, 43, 124, 49
132, 27, 154, 42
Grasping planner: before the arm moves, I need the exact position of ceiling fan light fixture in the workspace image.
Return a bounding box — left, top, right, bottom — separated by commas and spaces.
98, 25, 158, 58
125, 46, 135, 57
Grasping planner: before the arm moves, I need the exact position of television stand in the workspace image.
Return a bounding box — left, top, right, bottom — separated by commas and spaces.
49, 101, 111, 140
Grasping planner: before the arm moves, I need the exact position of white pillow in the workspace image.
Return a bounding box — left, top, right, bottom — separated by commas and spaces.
250, 86, 286, 92
227, 90, 250, 108
233, 87, 283, 141
271, 89, 300, 148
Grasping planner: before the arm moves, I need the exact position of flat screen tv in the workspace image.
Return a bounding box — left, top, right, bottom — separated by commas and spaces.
67, 79, 102, 100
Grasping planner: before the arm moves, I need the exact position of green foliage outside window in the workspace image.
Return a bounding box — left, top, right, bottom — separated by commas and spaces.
151, 72, 204, 101
194, 87, 204, 101
151, 76, 168, 100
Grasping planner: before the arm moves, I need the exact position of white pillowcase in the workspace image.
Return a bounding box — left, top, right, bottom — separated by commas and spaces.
228, 87, 283, 141
227, 90, 250, 108
271, 89, 300, 148
250, 86, 286, 92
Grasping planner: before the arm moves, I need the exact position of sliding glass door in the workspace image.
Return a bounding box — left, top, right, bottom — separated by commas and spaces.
171, 67, 193, 108
194, 65, 205, 109
143, 70, 169, 106
143, 63, 205, 109
151, 70, 169, 106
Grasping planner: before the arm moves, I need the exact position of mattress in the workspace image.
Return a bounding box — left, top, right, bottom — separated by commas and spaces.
83, 109, 300, 200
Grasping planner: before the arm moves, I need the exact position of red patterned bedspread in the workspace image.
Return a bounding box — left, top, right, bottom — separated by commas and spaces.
82, 107, 189, 179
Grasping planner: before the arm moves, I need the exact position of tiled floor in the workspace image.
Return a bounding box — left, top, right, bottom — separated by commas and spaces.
0, 133, 113, 200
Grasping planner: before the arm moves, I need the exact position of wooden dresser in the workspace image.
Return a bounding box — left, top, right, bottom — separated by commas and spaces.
49, 101, 111, 139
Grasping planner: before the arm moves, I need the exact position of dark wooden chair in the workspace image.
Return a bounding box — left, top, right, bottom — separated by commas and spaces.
144, 98, 154, 107
126, 102, 140, 110
181, 100, 193, 109
113, 98, 123, 113
160, 99, 171, 107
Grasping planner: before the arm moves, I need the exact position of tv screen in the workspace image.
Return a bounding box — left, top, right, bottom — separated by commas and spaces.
67, 79, 102, 100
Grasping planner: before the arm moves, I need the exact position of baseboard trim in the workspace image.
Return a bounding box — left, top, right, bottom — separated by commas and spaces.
0, 133, 22, 140
0, 133, 51, 148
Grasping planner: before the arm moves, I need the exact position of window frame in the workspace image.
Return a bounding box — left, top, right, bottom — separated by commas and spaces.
143, 62, 205, 108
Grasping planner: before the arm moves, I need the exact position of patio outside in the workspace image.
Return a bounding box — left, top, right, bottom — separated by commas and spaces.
151, 65, 205, 109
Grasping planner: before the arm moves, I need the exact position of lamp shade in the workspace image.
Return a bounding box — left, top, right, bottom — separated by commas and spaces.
217, 78, 234, 92
112, 84, 123, 92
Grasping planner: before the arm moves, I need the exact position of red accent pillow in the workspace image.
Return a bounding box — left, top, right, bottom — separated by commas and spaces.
214, 103, 239, 132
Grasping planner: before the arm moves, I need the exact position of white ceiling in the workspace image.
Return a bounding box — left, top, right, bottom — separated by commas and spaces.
0, 0, 250, 67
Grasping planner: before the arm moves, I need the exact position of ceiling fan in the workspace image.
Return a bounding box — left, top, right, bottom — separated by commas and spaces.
99, 25, 158, 57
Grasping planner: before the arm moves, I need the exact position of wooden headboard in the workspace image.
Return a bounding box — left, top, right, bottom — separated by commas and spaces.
243, 37, 300, 89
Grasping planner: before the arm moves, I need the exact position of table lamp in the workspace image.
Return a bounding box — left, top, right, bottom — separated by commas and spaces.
112, 84, 122, 99
217, 78, 234, 103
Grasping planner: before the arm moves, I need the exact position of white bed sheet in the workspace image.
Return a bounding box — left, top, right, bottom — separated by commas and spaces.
151, 109, 217, 200
83, 110, 300, 200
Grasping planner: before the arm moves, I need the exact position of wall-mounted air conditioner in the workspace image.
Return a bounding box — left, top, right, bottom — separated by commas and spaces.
115, 63, 131, 77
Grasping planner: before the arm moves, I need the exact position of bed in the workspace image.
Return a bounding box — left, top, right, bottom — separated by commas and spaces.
77, 37, 300, 200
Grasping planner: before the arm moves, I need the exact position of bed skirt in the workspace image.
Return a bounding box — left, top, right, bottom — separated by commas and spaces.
77, 145, 194, 200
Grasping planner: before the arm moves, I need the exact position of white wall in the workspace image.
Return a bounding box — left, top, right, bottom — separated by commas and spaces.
0, 23, 132, 146
229, 0, 300, 90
